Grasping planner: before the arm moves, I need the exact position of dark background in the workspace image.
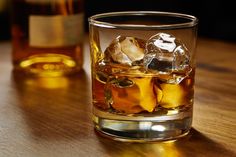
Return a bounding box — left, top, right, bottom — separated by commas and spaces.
1, 0, 235, 41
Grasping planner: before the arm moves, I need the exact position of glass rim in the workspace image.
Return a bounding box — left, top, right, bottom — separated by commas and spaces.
88, 11, 198, 29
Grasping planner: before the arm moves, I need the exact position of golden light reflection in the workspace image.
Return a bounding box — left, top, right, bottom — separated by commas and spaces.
116, 140, 183, 157
25, 77, 69, 89
12, 68, 71, 89
151, 141, 181, 157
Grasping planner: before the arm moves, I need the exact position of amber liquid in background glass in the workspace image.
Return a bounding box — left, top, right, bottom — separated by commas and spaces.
11, 0, 84, 76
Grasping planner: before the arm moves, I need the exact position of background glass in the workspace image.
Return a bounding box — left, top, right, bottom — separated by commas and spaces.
89, 11, 198, 142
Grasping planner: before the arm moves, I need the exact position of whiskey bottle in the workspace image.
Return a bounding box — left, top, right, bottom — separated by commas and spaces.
11, 0, 84, 77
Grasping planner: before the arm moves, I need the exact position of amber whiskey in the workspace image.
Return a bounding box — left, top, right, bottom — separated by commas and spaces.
93, 63, 194, 114
11, 0, 84, 76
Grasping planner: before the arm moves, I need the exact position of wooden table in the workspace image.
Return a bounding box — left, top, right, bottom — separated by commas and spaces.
0, 37, 235, 157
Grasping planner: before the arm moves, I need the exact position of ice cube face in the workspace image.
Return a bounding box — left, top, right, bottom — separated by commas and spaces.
144, 33, 191, 84
104, 36, 145, 66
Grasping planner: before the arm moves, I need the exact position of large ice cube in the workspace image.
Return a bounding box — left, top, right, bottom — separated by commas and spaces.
105, 73, 157, 114
144, 33, 191, 84
155, 71, 194, 109
104, 36, 145, 66
158, 83, 191, 109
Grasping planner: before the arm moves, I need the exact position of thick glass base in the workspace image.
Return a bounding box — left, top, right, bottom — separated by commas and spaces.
93, 107, 192, 142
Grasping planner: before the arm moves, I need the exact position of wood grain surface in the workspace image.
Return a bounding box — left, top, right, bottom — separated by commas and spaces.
0, 38, 235, 157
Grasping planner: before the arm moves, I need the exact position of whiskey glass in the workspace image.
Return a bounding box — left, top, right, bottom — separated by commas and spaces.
89, 11, 198, 141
